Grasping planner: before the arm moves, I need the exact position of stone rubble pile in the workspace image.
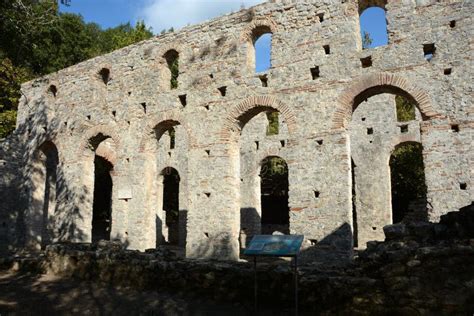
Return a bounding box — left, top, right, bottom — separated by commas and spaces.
1, 203, 473, 314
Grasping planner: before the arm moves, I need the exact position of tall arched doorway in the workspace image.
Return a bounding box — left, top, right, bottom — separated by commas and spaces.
260, 156, 290, 235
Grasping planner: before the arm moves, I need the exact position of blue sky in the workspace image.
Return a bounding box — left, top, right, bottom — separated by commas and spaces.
60, 1, 387, 70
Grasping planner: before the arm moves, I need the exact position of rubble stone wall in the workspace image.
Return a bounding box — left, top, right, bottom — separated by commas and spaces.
0, 0, 472, 259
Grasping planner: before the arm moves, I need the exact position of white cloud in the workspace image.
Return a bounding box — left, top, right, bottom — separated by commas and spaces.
137, 0, 266, 33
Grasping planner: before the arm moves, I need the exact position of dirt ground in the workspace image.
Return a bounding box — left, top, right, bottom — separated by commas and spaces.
0, 271, 295, 316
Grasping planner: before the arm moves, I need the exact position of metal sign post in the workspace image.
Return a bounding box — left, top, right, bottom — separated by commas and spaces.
244, 235, 304, 316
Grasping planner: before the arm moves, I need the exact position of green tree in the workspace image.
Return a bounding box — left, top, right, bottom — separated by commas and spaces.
395, 95, 416, 122
0, 59, 30, 138
0, 0, 153, 138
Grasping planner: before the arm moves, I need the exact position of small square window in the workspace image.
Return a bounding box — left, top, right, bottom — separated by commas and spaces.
360, 56, 372, 68
323, 45, 330, 55
310, 66, 320, 80
423, 43, 436, 61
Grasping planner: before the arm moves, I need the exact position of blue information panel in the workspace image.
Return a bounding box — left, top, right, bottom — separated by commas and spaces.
244, 235, 304, 257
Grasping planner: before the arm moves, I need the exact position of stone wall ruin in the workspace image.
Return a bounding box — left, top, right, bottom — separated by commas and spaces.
0, 0, 472, 261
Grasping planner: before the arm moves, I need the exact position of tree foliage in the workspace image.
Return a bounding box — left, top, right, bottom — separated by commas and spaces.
395, 95, 416, 122
0, 0, 153, 138
390, 142, 427, 222
0, 59, 30, 138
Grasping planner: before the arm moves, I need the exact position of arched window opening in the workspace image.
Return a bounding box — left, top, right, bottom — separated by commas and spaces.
92, 155, 113, 243
98, 68, 110, 85
359, 5, 388, 49
390, 142, 427, 223
251, 26, 272, 73
164, 50, 179, 89
395, 95, 416, 122
260, 156, 289, 234
266, 111, 279, 135
162, 167, 180, 245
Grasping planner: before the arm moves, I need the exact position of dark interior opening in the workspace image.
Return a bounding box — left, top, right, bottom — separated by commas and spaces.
351, 158, 358, 248
390, 142, 427, 223
92, 155, 113, 243
162, 167, 180, 245
260, 156, 290, 234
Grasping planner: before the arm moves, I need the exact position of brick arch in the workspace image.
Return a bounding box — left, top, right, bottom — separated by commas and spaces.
332, 73, 442, 129
240, 17, 278, 42
77, 124, 120, 163
139, 111, 194, 152
220, 96, 297, 143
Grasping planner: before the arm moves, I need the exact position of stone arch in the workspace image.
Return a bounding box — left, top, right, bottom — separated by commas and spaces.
333, 73, 442, 129
139, 112, 194, 152
358, 0, 387, 14
240, 17, 278, 43
77, 124, 120, 163
240, 18, 278, 71
220, 96, 297, 143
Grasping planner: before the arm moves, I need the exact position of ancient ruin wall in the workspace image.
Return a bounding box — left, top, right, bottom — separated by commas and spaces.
0, 0, 472, 259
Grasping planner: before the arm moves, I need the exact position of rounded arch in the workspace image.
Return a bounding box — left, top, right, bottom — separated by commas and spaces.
333, 73, 442, 129
358, 0, 387, 14
77, 125, 120, 163
240, 18, 278, 43
139, 112, 194, 152
219, 96, 297, 142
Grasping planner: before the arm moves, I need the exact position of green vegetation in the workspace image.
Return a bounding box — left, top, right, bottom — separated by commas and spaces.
266, 111, 279, 135
390, 142, 427, 222
0, 0, 153, 138
395, 95, 416, 122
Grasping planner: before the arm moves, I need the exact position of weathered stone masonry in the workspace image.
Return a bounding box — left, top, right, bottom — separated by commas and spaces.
0, 0, 472, 260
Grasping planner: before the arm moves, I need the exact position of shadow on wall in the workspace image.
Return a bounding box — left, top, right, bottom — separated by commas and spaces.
188, 231, 239, 261
298, 223, 353, 265
240, 207, 260, 248
0, 93, 88, 253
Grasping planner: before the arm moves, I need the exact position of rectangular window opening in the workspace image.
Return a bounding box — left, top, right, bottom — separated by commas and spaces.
449, 20, 456, 28
112, 110, 116, 117
323, 45, 330, 55
317, 13, 324, 23
444, 68, 452, 75
259, 74, 268, 87
255, 141, 259, 150
310, 66, 320, 80
460, 182, 467, 190
179, 94, 187, 107
400, 125, 408, 133
451, 124, 459, 132
423, 43, 436, 61
280, 140, 285, 147
360, 56, 372, 68
314, 191, 320, 198
218, 86, 227, 96
367, 127, 373, 135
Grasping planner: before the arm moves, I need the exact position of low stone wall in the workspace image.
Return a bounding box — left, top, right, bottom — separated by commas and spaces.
2, 204, 474, 314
